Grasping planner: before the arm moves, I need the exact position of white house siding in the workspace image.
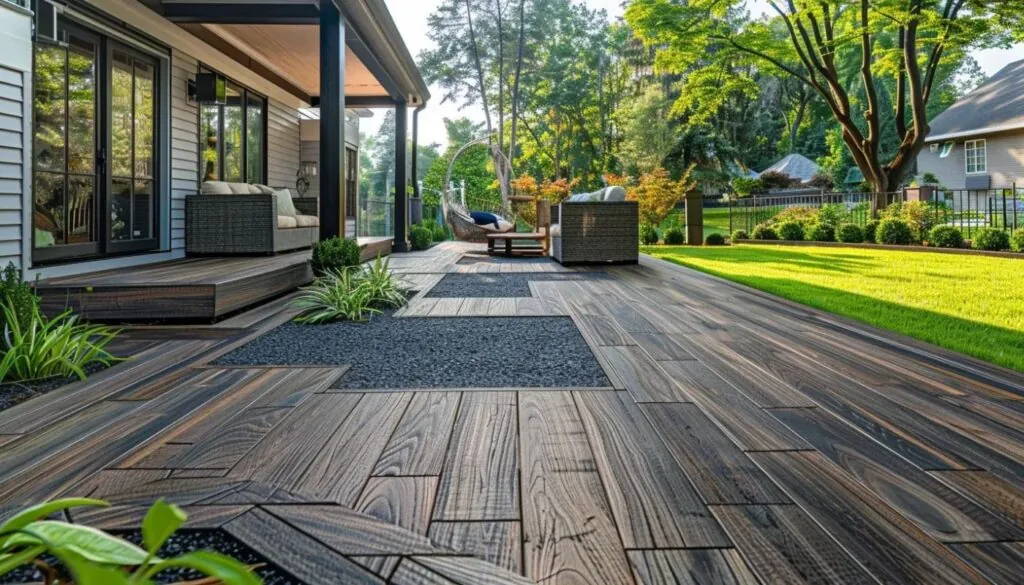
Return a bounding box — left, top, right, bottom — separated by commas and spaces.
919, 132, 1024, 190
0, 3, 31, 270
170, 49, 200, 254
268, 100, 301, 190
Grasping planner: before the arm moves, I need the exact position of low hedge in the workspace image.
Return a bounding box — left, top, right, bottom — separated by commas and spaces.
836, 223, 864, 243
928, 225, 964, 249
776, 221, 805, 241
876, 218, 913, 245
751, 224, 778, 240
972, 227, 1010, 251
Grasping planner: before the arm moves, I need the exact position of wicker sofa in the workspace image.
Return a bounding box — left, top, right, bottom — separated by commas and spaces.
186, 181, 319, 255
551, 201, 639, 264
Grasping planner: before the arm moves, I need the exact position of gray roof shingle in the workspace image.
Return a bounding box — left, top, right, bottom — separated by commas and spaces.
926, 59, 1024, 142
758, 153, 819, 183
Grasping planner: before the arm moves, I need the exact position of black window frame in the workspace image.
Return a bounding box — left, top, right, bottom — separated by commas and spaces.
197, 66, 268, 185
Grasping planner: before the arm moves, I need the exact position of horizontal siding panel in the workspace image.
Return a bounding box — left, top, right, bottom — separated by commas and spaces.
0, 210, 21, 225
0, 68, 21, 86
170, 49, 199, 253
267, 98, 299, 188
0, 162, 19, 179
0, 98, 21, 117
0, 146, 21, 164
0, 240, 20, 258
0, 179, 20, 195
0, 225, 20, 241
0, 83, 20, 102
0, 115, 20, 133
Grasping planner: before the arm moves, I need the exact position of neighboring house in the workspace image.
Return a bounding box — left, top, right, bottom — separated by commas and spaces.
0, 0, 428, 281
759, 153, 819, 184
918, 59, 1024, 191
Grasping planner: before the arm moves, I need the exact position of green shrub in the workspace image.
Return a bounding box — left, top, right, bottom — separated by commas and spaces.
0, 498, 260, 585
421, 219, 448, 242
928, 225, 964, 249
704, 233, 726, 246
817, 204, 847, 227
864, 220, 880, 243
751, 224, 778, 240
730, 229, 748, 242
807, 223, 835, 242
1012, 229, 1024, 253
293, 258, 409, 324
876, 218, 913, 245
836, 223, 864, 243
881, 200, 947, 242
409, 225, 432, 250
663, 227, 685, 245
769, 206, 818, 226
312, 236, 361, 275
0, 300, 120, 383
971, 228, 1010, 251
0, 262, 38, 332
777, 221, 805, 241
640, 223, 659, 245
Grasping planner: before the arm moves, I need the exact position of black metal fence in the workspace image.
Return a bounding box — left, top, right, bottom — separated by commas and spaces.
725, 187, 1024, 238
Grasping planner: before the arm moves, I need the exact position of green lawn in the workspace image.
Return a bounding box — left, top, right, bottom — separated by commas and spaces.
642, 244, 1024, 373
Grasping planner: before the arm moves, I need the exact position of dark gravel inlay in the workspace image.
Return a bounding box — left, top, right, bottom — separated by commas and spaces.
426, 272, 611, 298
0, 363, 108, 412
215, 313, 611, 389
0, 530, 300, 585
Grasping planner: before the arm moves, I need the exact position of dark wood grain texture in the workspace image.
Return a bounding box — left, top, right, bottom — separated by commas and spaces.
262, 504, 445, 556
770, 407, 1023, 542
409, 556, 537, 585
433, 392, 519, 521
355, 476, 438, 535
641, 403, 791, 505
930, 470, 1024, 531
752, 451, 989, 584
948, 542, 1024, 585
519, 391, 634, 585
599, 346, 690, 402
223, 508, 384, 585
170, 407, 290, 470
427, 521, 522, 573
373, 392, 461, 476
575, 391, 729, 548
628, 549, 760, 585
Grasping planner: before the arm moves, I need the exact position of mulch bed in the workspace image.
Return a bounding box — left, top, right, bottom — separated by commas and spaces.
0, 529, 300, 585
425, 272, 611, 298
214, 312, 611, 389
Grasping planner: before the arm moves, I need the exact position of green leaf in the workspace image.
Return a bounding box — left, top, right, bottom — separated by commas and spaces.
0, 545, 45, 576
0, 498, 108, 542
7, 521, 151, 565
54, 546, 134, 585
141, 499, 186, 554
145, 551, 261, 585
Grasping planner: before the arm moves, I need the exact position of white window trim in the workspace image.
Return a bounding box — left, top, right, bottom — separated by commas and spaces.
964, 138, 987, 175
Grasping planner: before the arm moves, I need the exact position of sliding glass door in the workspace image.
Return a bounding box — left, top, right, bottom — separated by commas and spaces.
32, 19, 160, 263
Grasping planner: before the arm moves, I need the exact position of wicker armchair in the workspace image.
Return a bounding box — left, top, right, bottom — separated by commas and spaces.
186, 192, 319, 255
551, 201, 639, 264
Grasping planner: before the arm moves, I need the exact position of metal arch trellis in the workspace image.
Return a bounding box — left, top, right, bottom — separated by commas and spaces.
440, 136, 521, 242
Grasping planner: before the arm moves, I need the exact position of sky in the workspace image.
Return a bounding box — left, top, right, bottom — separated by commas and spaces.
362, 0, 1024, 150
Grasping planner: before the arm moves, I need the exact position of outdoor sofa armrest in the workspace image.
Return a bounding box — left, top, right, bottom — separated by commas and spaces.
292, 197, 320, 216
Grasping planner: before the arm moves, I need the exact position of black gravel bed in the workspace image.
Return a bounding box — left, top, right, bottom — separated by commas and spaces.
426, 272, 611, 298
214, 312, 611, 389
0, 529, 301, 585
0, 363, 108, 412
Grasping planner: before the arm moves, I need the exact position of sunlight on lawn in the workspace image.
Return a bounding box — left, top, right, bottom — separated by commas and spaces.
643, 244, 1024, 372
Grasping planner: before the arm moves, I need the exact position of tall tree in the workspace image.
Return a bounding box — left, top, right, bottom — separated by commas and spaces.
626, 0, 1024, 211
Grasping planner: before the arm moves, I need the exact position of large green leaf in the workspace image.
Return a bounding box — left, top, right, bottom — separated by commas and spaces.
143, 551, 261, 585
0, 498, 108, 542
54, 546, 133, 585
141, 499, 185, 554
0, 545, 45, 576
7, 521, 151, 565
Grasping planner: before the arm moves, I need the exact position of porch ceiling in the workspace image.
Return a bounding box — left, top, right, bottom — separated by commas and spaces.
181, 23, 388, 99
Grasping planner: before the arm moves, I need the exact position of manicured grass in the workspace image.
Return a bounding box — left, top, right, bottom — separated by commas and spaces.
643, 244, 1024, 372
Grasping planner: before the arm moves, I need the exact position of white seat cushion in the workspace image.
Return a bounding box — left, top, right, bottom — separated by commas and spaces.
226, 182, 252, 194
201, 181, 232, 195
294, 214, 319, 227
277, 215, 298, 229
603, 186, 627, 202
478, 219, 514, 233
253, 184, 275, 195
274, 189, 298, 217
549, 223, 561, 237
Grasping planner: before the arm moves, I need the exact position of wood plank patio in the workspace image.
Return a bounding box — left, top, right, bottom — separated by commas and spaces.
2, 241, 1022, 584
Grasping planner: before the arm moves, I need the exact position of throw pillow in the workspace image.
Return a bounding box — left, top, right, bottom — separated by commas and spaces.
470, 211, 501, 229
274, 189, 298, 217
603, 186, 627, 202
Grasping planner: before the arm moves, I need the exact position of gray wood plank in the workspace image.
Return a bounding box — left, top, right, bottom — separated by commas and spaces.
628, 549, 760, 585
428, 521, 521, 574
519, 391, 634, 585
262, 504, 445, 556
433, 393, 519, 521
599, 346, 690, 402
949, 542, 1024, 585
642, 403, 791, 504
355, 476, 438, 535
575, 391, 729, 548
373, 392, 461, 476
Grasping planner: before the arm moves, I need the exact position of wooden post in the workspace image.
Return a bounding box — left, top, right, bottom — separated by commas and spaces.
318, 1, 345, 240
685, 190, 703, 245
393, 101, 409, 252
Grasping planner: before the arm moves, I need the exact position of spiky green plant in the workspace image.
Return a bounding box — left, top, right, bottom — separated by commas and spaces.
0, 299, 119, 383
358, 256, 409, 309
292, 268, 381, 324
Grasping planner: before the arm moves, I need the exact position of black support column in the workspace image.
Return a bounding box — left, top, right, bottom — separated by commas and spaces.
319, 0, 345, 239
393, 101, 409, 252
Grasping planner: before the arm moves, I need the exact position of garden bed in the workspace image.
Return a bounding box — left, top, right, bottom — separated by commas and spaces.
0, 529, 300, 585
735, 238, 1024, 259
214, 311, 611, 389
426, 272, 611, 298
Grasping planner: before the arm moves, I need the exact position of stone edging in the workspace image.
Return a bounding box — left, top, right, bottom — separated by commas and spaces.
734, 238, 1024, 259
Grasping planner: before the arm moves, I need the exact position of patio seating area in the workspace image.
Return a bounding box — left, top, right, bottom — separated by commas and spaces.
2, 242, 1023, 584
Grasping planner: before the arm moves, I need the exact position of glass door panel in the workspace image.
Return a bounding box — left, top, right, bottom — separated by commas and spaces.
245, 92, 264, 184
32, 25, 99, 260
222, 82, 243, 182
107, 45, 158, 252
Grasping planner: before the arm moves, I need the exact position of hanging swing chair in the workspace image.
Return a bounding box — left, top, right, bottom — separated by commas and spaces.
440, 137, 521, 243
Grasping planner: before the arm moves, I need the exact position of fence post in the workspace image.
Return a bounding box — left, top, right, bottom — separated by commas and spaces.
685, 190, 703, 245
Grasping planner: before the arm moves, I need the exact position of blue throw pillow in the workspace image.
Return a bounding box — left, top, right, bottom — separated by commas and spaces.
470, 211, 500, 229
